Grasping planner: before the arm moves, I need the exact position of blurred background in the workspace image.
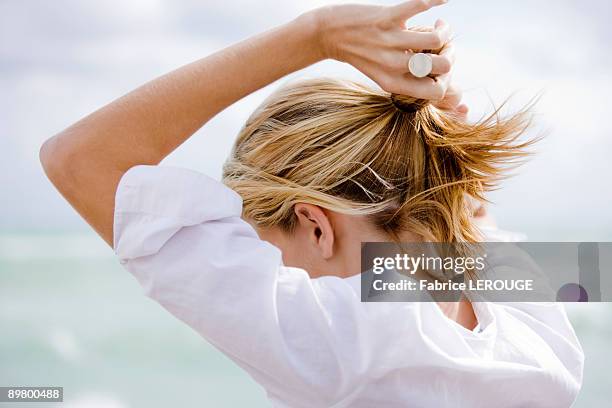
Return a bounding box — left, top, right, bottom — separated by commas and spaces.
1, 0, 610, 406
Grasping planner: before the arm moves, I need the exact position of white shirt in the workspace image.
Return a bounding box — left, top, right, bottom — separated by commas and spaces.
113, 165, 584, 408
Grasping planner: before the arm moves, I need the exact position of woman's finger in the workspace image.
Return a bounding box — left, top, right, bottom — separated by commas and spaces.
433, 81, 462, 110
432, 80, 470, 120
388, 74, 449, 100
432, 72, 451, 97
455, 104, 469, 120
410, 43, 454, 74
381, 50, 452, 75
438, 37, 455, 60
390, 20, 451, 51
457, 104, 469, 114
388, 0, 448, 24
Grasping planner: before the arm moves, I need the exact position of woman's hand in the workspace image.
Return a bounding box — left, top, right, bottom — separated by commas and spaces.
434, 82, 469, 118
314, 0, 453, 100
40, 0, 459, 246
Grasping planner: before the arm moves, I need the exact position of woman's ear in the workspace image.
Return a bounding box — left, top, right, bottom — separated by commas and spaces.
294, 203, 335, 259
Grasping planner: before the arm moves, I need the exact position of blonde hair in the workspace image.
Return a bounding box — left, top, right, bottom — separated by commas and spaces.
223, 78, 535, 243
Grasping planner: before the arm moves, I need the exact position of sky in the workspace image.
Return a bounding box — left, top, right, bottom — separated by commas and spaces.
1, 0, 611, 240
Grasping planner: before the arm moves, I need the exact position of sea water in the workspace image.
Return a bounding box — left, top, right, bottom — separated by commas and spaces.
0, 233, 609, 407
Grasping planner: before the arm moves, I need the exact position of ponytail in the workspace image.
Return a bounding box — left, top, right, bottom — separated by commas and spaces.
224, 78, 537, 243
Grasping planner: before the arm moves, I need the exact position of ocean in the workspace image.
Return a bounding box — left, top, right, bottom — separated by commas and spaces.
0, 233, 609, 407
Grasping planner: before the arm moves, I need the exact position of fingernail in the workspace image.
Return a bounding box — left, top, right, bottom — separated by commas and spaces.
435, 19, 447, 29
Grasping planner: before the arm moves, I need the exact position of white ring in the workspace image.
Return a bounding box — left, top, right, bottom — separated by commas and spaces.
408, 53, 433, 78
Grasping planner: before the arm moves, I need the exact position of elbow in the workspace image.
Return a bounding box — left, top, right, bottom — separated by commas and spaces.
39, 134, 76, 193
39, 137, 55, 176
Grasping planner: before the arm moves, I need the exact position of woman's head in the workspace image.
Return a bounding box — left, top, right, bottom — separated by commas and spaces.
223, 78, 533, 276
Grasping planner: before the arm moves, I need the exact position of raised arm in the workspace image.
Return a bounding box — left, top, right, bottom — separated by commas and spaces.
40, 0, 455, 246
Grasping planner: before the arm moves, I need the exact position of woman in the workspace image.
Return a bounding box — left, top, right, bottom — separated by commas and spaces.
40, 1, 584, 406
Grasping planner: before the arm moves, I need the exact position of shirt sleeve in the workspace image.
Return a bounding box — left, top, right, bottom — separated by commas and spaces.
113, 165, 373, 406
477, 232, 584, 394
113, 166, 584, 407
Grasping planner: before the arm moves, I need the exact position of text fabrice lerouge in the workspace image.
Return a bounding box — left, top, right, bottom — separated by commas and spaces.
370, 254, 534, 292
371, 278, 535, 292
